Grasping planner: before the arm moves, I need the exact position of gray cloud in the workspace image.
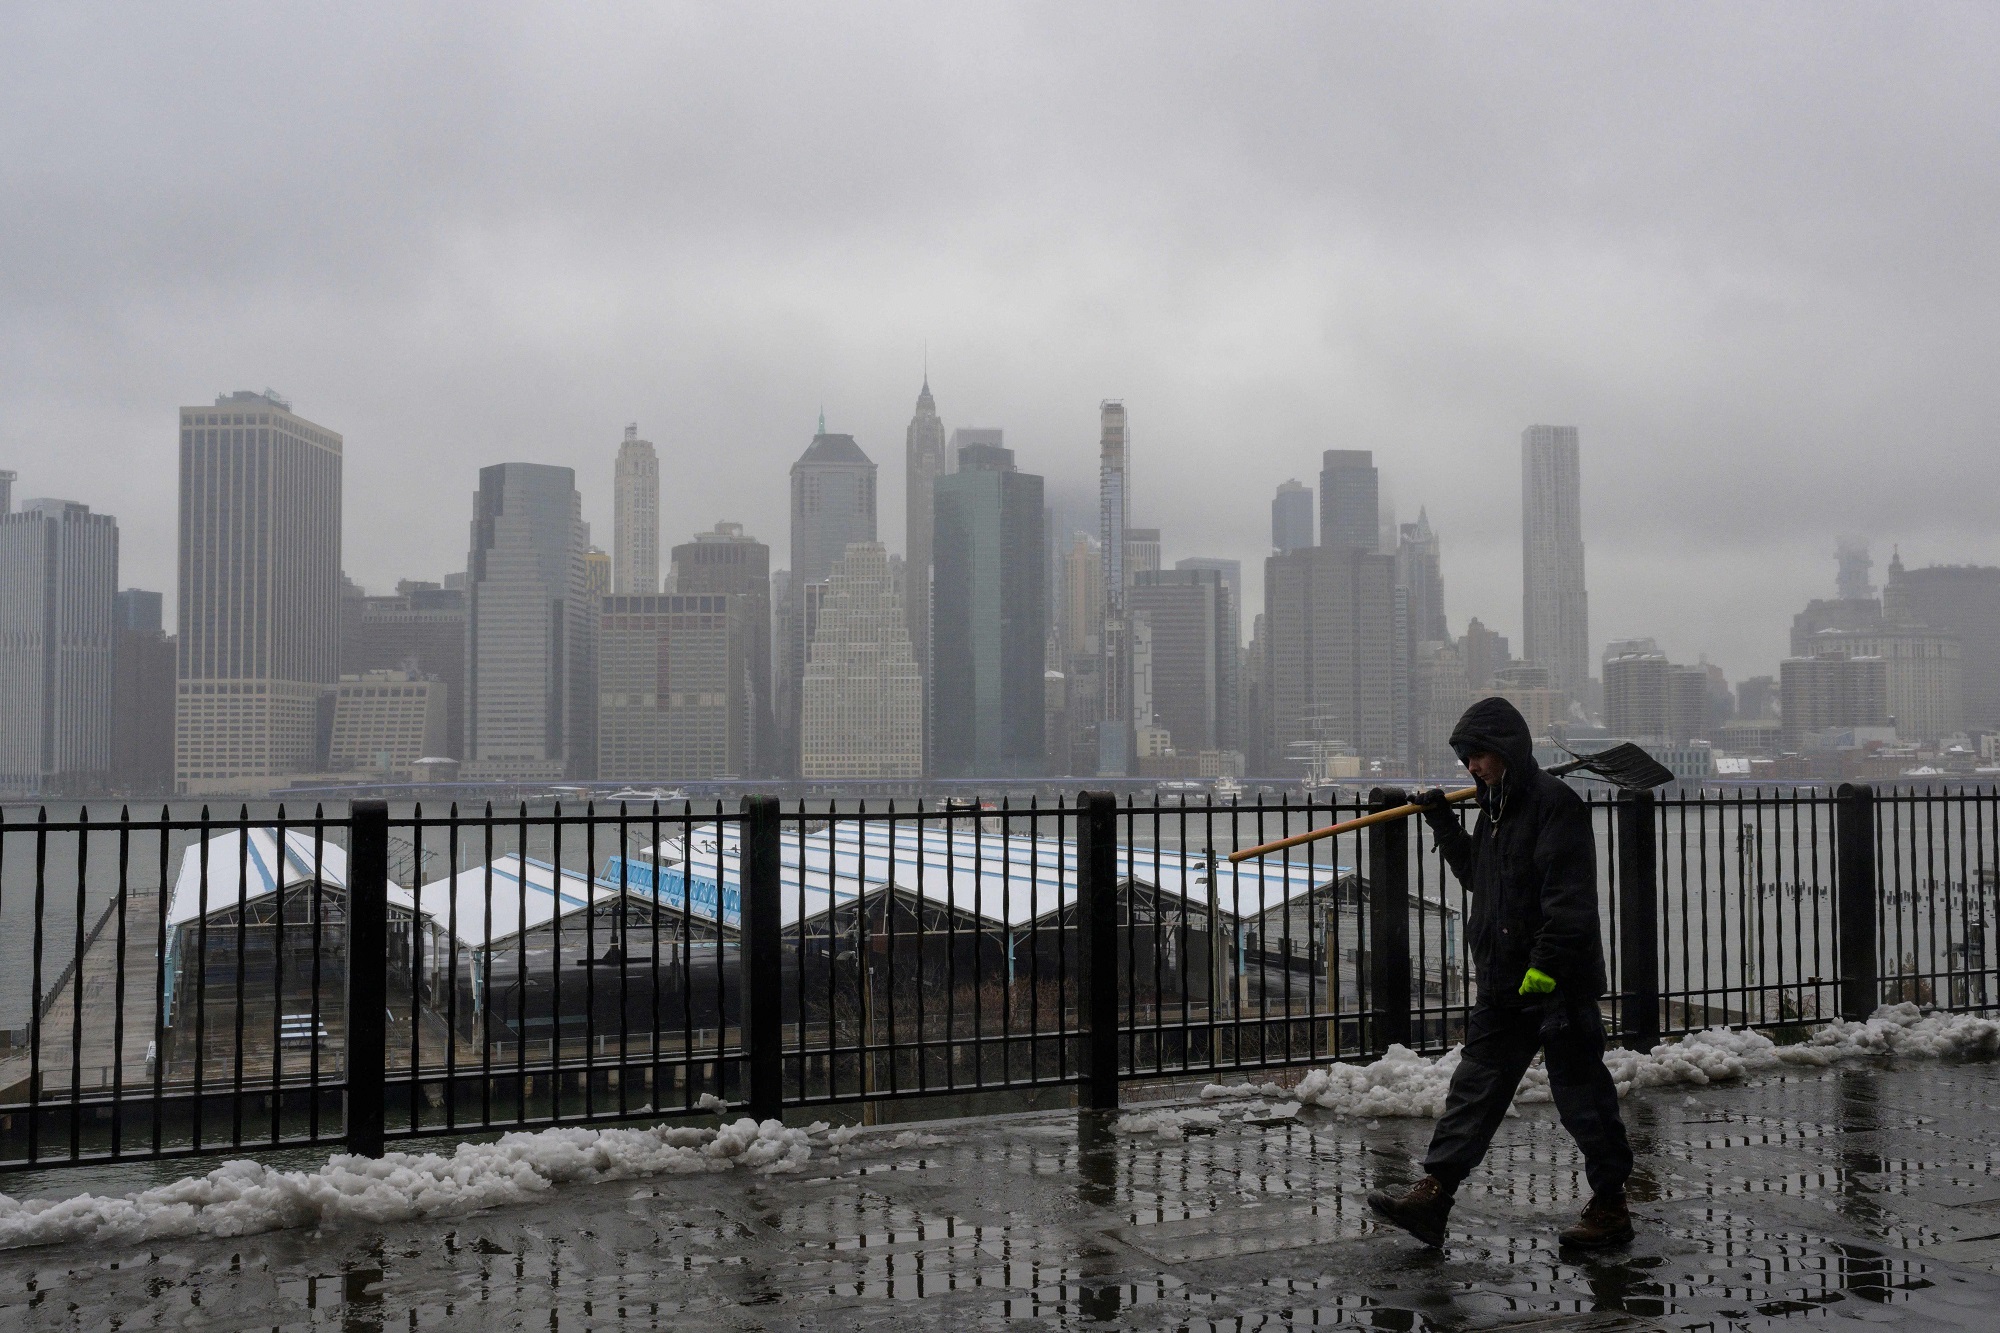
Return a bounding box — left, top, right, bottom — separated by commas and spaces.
3, 2, 1997, 681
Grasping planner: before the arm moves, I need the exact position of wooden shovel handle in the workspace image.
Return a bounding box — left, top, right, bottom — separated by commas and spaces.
1225, 786, 1478, 863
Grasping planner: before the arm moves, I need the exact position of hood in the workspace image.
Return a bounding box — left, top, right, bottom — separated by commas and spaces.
1448, 696, 1539, 786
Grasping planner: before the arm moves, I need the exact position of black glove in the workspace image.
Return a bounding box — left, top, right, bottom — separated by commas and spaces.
1414, 788, 1455, 824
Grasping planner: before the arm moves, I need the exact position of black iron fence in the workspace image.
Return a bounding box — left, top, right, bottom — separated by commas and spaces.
1, 784, 1994, 1172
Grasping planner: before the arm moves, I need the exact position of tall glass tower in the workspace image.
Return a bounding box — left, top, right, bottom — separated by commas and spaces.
1097, 400, 1131, 772
1521, 424, 1590, 709
463, 462, 591, 779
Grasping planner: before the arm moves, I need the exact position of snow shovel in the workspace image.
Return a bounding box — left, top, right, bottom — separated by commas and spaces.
1225, 742, 1678, 863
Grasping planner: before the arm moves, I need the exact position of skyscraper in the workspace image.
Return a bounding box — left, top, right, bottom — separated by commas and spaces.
1836, 537, 1875, 602
791, 425, 879, 588
113, 588, 173, 792
1884, 555, 2000, 731
1319, 450, 1379, 552
1409, 641, 1470, 778
1171, 556, 1244, 750
905, 378, 949, 685
0, 498, 119, 795
670, 522, 773, 773
329, 670, 449, 775
1242, 613, 1269, 773
784, 424, 878, 774
1781, 653, 1890, 748
0, 470, 14, 515
1097, 400, 1131, 772
1604, 648, 1669, 739
349, 583, 467, 759
1131, 568, 1235, 755
1804, 623, 1960, 742
597, 594, 752, 779
931, 436, 1047, 778
1271, 479, 1313, 552
1521, 424, 1590, 708
1263, 545, 1397, 772
1396, 510, 1447, 644
463, 462, 591, 780
113, 604, 176, 794
117, 589, 163, 632
1175, 557, 1243, 650
1459, 616, 1511, 691
800, 542, 922, 778
612, 424, 660, 595
1605, 646, 1715, 743
1395, 510, 1446, 766
175, 390, 342, 791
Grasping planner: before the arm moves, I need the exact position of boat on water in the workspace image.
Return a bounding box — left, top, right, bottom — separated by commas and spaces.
604, 786, 687, 805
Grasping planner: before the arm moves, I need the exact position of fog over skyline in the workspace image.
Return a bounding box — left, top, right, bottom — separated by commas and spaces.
5, 3, 1998, 683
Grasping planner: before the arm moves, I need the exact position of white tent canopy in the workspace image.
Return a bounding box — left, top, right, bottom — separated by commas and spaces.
416, 855, 671, 949
606, 821, 1349, 932
167, 827, 416, 930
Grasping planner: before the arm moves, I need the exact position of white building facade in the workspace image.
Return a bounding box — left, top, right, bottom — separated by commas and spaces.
800, 543, 922, 779
612, 424, 659, 596
175, 391, 342, 792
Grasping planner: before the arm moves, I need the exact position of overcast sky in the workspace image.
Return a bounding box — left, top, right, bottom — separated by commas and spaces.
4, 3, 1997, 682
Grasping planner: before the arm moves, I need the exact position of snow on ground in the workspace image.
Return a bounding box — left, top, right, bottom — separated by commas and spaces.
3, 1006, 1992, 1249
1165, 1004, 2000, 1131
1117, 1100, 1301, 1141
0, 1117, 820, 1252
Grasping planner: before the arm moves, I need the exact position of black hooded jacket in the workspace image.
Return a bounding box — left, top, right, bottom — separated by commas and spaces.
1422, 696, 1606, 1005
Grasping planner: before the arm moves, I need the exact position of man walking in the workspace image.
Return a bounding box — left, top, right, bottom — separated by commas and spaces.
1366, 696, 1635, 1248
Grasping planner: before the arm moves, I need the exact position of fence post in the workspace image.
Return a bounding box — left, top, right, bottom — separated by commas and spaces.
740, 795, 783, 1122
1367, 788, 1412, 1053
346, 800, 389, 1158
1076, 791, 1120, 1110
1835, 783, 1878, 1021
1616, 791, 1660, 1050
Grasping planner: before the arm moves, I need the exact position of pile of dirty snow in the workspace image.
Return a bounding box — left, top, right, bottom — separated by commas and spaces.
1148, 1004, 2000, 1133
0, 1117, 819, 1252
1115, 1098, 1301, 1141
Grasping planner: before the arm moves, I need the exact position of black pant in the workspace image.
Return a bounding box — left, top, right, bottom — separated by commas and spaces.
1422, 998, 1633, 1199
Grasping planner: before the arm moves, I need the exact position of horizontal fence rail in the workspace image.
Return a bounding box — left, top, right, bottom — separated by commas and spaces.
2, 783, 1996, 1171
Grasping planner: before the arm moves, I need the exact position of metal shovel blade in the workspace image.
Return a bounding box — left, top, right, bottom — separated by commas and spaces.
1552, 741, 1677, 791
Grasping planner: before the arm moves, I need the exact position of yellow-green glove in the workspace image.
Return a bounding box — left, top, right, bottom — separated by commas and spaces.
1518, 967, 1556, 996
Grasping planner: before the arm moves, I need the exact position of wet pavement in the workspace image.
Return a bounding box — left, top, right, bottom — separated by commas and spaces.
6, 1059, 2000, 1330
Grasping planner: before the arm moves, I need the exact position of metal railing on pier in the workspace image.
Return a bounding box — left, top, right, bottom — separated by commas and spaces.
0, 784, 1994, 1171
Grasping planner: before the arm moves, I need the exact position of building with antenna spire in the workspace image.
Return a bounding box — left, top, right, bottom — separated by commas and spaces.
779, 420, 878, 774
905, 372, 949, 755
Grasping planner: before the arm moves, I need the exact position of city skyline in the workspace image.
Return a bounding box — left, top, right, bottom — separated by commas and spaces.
3, 379, 1994, 792
16, 372, 1993, 694
12, 9, 2000, 688
18, 378, 2000, 700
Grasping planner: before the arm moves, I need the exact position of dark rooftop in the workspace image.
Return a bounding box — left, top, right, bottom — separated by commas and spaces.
797, 431, 873, 467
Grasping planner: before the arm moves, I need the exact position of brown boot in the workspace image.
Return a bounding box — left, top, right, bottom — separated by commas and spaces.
1366, 1174, 1453, 1248
1559, 1192, 1634, 1248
